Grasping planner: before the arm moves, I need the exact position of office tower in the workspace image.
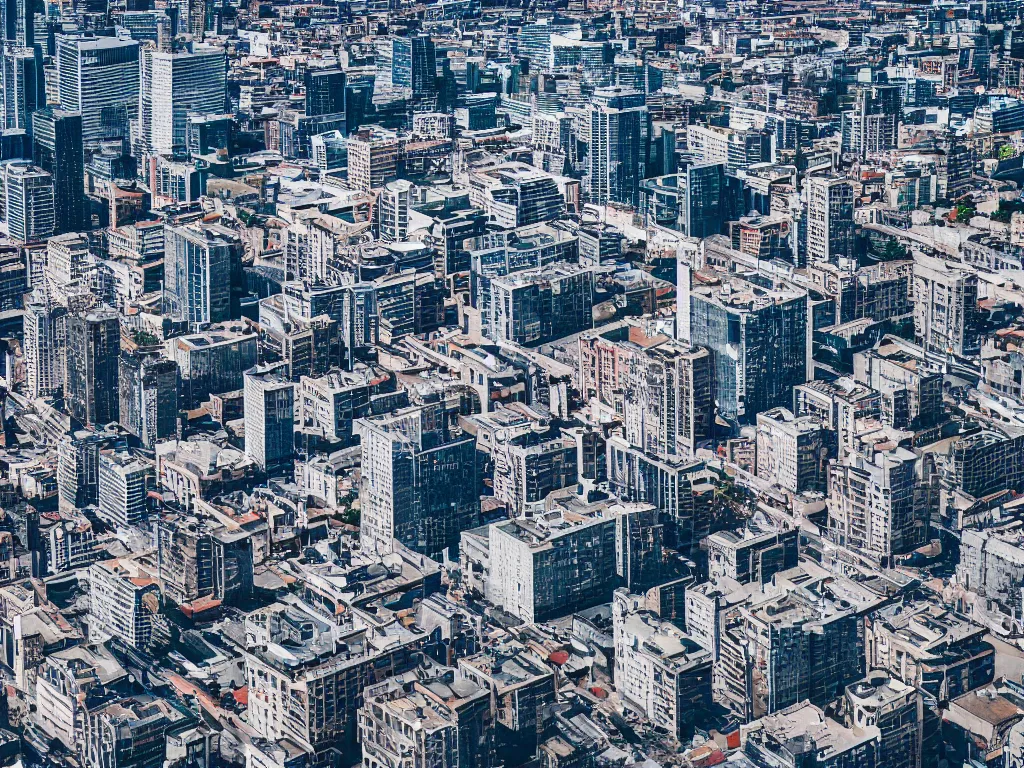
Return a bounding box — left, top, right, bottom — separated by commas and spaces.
680, 264, 809, 422
843, 84, 901, 158
828, 442, 927, 560
392, 34, 437, 95
163, 223, 238, 324
119, 351, 178, 448
624, 340, 715, 460
347, 127, 399, 190
88, 559, 163, 650
185, 112, 231, 157
48, 513, 96, 574
156, 514, 254, 606
844, 673, 930, 768
56, 36, 140, 143
31, 108, 85, 234
65, 304, 120, 426
639, 159, 727, 238
490, 433, 578, 515
754, 408, 827, 493
23, 287, 65, 398
341, 283, 378, 368
744, 703, 876, 767
0, 244, 24, 312
310, 129, 346, 173
719, 586, 864, 720
488, 263, 594, 346
57, 431, 107, 510
613, 591, 713, 740
686, 123, 773, 171
584, 87, 647, 207
97, 451, 149, 528
140, 45, 227, 155
45, 232, 89, 295
244, 603, 423, 760
478, 503, 660, 622
805, 175, 855, 264
1, 45, 43, 131
1, 0, 35, 47
854, 336, 944, 431
359, 404, 479, 561
944, 133, 972, 200
169, 322, 258, 406
243, 364, 295, 473
3, 161, 53, 243
304, 67, 345, 117
470, 165, 564, 227
358, 676, 491, 768
707, 524, 800, 584
913, 254, 981, 358
378, 179, 412, 241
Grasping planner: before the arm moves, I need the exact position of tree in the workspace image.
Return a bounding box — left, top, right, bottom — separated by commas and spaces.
877, 238, 909, 261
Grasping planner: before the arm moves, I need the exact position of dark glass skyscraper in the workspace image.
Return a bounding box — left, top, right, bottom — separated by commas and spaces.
1, 0, 34, 47
392, 34, 437, 95
66, 304, 120, 427
304, 67, 345, 117
32, 108, 85, 234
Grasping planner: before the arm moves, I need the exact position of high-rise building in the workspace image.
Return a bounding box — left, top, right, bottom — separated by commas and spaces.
163, 223, 239, 325
57, 430, 113, 511
828, 441, 927, 561
0, 243, 24, 311
358, 675, 491, 768
45, 232, 90, 296
0, 0, 35, 47
358, 404, 479, 561
304, 67, 345, 117
391, 34, 437, 95
23, 287, 66, 399
754, 408, 828, 494
119, 351, 178, 448
843, 84, 902, 158
244, 602, 423, 759
854, 336, 944, 431
706, 524, 799, 585
341, 283, 378, 368
65, 304, 120, 426
140, 45, 227, 155
622, 339, 715, 460
718, 577, 866, 720
56, 36, 140, 143
686, 123, 773, 171
469, 165, 565, 228
243, 364, 295, 474
97, 450, 149, 528
88, 558, 163, 649
3, 161, 53, 244
378, 179, 412, 242
32, 108, 86, 235
913, 254, 981, 358
168, 322, 258, 407
2, 45, 44, 131
488, 263, 594, 346
805, 175, 855, 264
347, 127, 399, 191
584, 87, 647, 207
844, 673, 929, 768
613, 591, 713, 740
479, 503, 657, 623
639, 160, 727, 238
679, 264, 810, 422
